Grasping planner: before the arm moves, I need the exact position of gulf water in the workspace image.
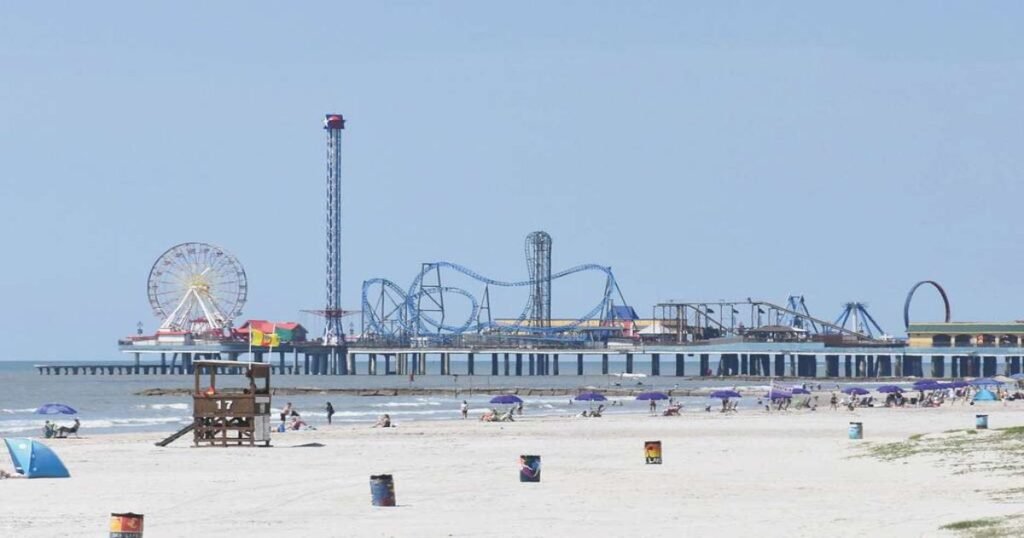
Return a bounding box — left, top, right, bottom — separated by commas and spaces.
0, 360, 816, 437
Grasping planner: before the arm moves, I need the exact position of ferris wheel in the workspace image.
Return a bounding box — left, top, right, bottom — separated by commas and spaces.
147, 242, 247, 333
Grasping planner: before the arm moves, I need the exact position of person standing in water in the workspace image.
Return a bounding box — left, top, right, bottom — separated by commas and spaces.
326, 402, 335, 425
460, 400, 468, 419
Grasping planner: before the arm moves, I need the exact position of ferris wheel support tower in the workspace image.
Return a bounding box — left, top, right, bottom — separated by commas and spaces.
323, 114, 346, 344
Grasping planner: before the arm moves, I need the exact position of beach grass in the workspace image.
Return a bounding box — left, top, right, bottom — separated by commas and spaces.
939, 514, 1024, 536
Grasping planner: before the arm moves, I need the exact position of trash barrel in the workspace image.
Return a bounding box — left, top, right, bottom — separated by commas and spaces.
370, 474, 396, 506
644, 441, 662, 464
519, 455, 541, 482
109, 513, 143, 538
848, 422, 863, 440
976, 414, 989, 430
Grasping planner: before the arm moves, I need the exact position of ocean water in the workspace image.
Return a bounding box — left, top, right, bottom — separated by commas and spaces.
0, 360, 809, 437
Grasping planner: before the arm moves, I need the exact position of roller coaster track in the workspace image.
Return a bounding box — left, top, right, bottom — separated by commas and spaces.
362, 261, 627, 339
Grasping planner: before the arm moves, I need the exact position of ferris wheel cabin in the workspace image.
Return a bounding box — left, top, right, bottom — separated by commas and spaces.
192, 360, 272, 447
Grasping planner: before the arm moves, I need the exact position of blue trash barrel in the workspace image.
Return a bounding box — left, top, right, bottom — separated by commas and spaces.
976, 414, 989, 430
848, 422, 863, 440
370, 474, 396, 506
520, 455, 541, 482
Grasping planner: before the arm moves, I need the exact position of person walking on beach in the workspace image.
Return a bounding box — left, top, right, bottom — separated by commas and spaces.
326, 402, 335, 425
516, 401, 524, 415
460, 400, 468, 419
280, 402, 293, 423
829, 392, 838, 410
649, 399, 657, 415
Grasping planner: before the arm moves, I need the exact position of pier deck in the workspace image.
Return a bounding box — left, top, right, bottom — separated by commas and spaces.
35, 342, 1024, 379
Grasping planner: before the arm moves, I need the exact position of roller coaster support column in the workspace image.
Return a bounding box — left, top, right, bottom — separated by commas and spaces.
467, 353, 475, 375
515, 354, 523, 376
601, 354, 609, 375
491, 353, 498, 375
553, 354, 559, 375
675, 354, 684, 376
577, 354, 584, 375
625, 353, 634, 374
651, 353, 660, 376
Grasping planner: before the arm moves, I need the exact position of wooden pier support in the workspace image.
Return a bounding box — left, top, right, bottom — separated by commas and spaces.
601, 354, 609, 375
515, 354, 522, 376
577, 353, 584, 376
504, 353, 510, 376
651, 353, 659, 376
491, 353, 499, 376
553, 354, 559, 375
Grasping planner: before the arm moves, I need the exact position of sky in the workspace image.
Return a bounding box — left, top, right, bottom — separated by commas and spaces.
1, 2, 1023, 360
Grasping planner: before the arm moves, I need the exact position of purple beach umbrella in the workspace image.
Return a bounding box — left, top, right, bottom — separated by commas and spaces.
876, 385, 904, 393
969, 378, 1000, 386
841, 387, 870, 396
948, 380, 969, 388
791, 387, 811, 395
709, 390, 742, 399
575, 392, 607, 402
35, 403, 77, 415
490, 394, 523, 405
765, 391, 793, 400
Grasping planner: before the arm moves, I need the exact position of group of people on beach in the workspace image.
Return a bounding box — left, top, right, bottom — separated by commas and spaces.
42, 418, 80, 438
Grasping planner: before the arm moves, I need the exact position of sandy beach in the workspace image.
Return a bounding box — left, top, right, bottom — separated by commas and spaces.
2, 401, 1023, 537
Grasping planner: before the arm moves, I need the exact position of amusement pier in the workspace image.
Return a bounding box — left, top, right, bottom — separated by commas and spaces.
35, 114, 1024, 380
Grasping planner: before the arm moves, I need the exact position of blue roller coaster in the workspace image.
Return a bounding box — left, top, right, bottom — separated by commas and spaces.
361, 255, 630, 344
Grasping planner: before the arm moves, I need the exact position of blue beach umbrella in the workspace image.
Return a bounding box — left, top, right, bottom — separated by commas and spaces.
912, 380, 938, 388
635, 392, 669, 401
791, 387, 811, 395
876, 385, 904, 393
3, 438, 70, 478
575, 392, 607, 402
35, 403, 77, 415
841, 387, 870, 396
489, 395, 523, 405
948, 380, 969, 388
709, 390, 742, 399
969, 378, 1000, 386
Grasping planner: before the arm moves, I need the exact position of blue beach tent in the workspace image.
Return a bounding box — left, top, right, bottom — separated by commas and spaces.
973, 389, 998, 402
3, 438, 70, 478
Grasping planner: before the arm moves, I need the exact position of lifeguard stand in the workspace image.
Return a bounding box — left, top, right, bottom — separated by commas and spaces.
192, 360, 272, 447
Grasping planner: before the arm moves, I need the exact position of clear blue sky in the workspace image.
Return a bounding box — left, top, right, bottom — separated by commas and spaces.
2, 3, 1023, 360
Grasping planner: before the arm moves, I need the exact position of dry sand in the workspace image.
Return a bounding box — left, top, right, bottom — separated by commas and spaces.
2, 403, 1023, 537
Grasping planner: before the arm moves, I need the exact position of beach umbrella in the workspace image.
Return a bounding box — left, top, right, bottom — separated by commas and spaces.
841, 387, 870, 396
765, 391, 792, 400
3, 438, 70, 478
35, 403, 77, 415
993, 375, 1014, 384
1010, 373, 1024, 380
709, 390, 741, 399
948, 380, 969, 388
575, 392, 607, 402
876, 385, 904, 393
912, 380, 938, 388
489, 395, 523, 405
791, 387, 811, 395
969, 378, 1001, 386
635, 392, 669, 401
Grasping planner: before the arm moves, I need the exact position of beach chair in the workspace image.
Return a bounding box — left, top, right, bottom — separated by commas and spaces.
498, 409, 515, 422
55, 419, 80, 438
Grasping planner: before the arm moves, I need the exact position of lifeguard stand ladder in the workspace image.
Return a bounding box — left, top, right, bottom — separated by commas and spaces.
192, 360, 272, 447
